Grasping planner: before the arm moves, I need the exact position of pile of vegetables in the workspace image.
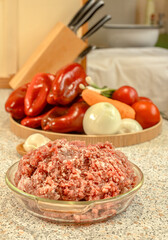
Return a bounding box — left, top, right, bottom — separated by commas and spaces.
5, 63, 160, 135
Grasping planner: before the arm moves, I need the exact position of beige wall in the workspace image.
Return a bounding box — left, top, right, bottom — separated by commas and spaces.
0, 0, 17, 77
88, 0, 137, 26
88, 0, 168, 28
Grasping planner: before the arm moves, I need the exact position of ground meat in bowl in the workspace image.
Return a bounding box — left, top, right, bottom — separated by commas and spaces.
14, 139, 137, 201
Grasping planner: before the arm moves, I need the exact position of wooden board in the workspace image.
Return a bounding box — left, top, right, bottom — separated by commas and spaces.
10, 116, 162, 148
9, 22, 87, 89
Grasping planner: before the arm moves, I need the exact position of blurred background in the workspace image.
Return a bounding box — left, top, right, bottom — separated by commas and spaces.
90, 0, 168, 27
87, 0, 168, 48
0, 0, 167, 88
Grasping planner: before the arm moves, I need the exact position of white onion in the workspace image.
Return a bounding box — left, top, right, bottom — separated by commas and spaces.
117, 118, 142, 134
83, 102, 121, 135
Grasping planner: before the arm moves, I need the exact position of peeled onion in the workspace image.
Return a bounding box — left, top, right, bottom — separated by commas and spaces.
117, 118, 143, 134
83, 102, 121, 135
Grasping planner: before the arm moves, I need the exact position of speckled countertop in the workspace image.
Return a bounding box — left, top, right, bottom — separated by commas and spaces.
0, 89, 168, 240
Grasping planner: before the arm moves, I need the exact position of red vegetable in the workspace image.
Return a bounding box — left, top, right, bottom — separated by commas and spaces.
47, 90, 58, 105
20, 105, 53, 128
21, 113, 47, 129
24, 73, 54, 117
112, 86, 139, 105
41, 105, 69, 129
132, 101, 160, 129
41, 101, 89, 133
137, 96, 152, 103
5, 83, 29, 120
47, 63, 87, 106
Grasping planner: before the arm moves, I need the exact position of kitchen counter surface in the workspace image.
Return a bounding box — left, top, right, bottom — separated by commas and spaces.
0, 89, 168, 240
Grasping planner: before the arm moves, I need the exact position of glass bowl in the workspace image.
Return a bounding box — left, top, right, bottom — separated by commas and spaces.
5, 161, 144, 223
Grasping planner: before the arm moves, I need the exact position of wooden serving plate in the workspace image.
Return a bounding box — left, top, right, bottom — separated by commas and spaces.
10, 116, 162, 151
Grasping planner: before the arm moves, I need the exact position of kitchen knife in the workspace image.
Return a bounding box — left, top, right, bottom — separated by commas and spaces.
68, 0, 96, 29
81, 14, 111, 40
72, 0, 104, 33
77, 45, 96, 61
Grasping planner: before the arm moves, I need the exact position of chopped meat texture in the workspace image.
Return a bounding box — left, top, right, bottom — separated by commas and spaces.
15, 139, 137, 201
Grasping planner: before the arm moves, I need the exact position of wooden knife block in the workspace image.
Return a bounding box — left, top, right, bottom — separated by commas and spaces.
9, 22, 87, 89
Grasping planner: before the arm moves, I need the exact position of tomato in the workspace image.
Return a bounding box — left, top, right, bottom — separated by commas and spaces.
112, 86, 139, 105
138, 96, 152, 103
132, 101, 160, 129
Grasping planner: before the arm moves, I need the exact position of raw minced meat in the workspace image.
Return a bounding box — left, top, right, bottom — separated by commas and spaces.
14, 139, 137, 201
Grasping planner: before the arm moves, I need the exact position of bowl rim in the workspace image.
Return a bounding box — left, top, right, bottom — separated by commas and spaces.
104, 23, 162, 30
5, 160, 144, 206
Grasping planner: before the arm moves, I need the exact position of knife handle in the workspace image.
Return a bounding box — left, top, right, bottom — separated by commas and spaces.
68, 0, 96, 28
72, 0, 104, 33
82, 15, 111, 41
77, 45, 96, 60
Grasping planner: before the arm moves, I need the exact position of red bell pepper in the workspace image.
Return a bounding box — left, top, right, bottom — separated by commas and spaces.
5, 83, 29, 120
20, 104, 54, 128
41, 105, 69, 129
24, 73, 54, 117
46, 90, 58, 105
47, 63, 87, 106
21, 113, 46, 129
41, 101, 89, 133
